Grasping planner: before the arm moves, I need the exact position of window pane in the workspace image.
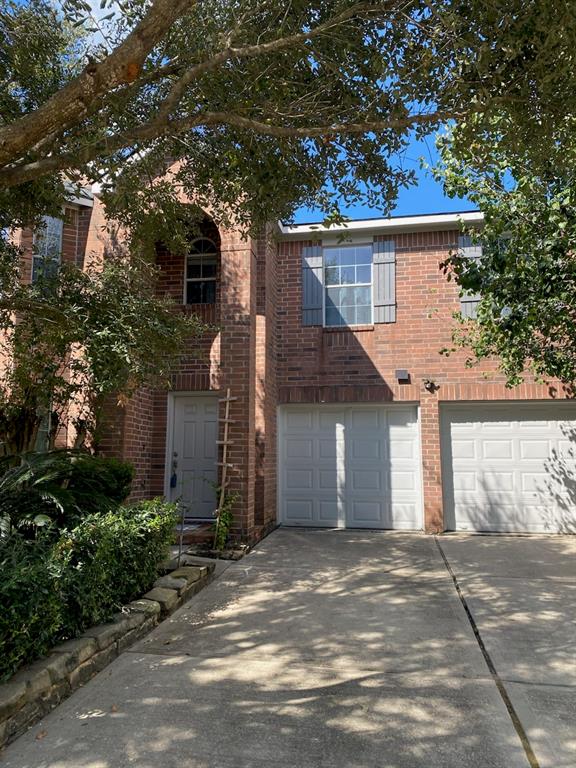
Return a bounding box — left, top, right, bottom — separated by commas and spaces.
353, 246, 372, 265
325, 267, 340, 285
186, 279, 216, 305
325, 307, 344, 326
356, 265, 371, 283
356, 305, 372, 324
339, 306, 355, 325
324, 250, 340, 268
203, 280, 216, 304
354, 286, 371, 305
340, 266, 355, 284
187, 261, 202, 279
189, 238, 217, 255
326, 287, 341, 307
202, 261, 217, 278
187, 281, 203, 304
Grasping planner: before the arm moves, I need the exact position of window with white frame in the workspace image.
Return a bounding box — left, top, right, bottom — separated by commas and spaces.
32, 216, 63, 282
324, 244, 373, 326
185, 237, 217, 304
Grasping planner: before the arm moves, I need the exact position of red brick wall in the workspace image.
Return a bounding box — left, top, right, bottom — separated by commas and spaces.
254, 229, 278, 534
276, 229, 569, 531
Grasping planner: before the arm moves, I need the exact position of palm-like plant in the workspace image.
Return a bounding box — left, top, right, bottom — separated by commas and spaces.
0, 450, 133, 540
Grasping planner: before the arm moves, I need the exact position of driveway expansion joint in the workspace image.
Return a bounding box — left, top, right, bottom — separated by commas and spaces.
434, 536, 541, 768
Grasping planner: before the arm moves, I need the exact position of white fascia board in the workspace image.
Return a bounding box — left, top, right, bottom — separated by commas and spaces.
63, 181, 94, 208
278, 211, 483, 239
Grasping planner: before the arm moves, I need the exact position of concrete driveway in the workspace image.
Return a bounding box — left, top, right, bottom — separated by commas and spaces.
2, 529, 574, 768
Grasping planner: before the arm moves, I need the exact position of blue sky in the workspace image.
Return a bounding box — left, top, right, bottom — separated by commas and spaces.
294, 134, 476, 224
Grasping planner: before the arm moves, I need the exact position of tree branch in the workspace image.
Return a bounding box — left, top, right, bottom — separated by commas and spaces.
156, 3, 387, 122
0, 0, 198, 168
0, 109, 457, 188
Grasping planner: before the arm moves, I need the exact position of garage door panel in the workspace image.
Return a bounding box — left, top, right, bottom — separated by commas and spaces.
443, 404, 576, 533
285, 469, 313, 490
319, 470, 338, 489
318, 501, 339, 522
286, 411, 313, 430
392, 503, 420, 527
280, 405, 422, 530
286, 438, 313, 459
319, 439, 339, 459
388, 407, 418, 428
284, 499, 314, 523
389, 438, 416, 459
350, 470, 382, 491
349, 500, 385, 525
482, 440, 513, 460
350, 409, 382, 429
351, 438, 382, 460
520, 440, 551, 459
318, 411, 345, 430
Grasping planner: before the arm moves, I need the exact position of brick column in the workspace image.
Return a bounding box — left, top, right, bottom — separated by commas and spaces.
254, 231, 278, 535
219, 231, 257, 540
420, 394, 444, 532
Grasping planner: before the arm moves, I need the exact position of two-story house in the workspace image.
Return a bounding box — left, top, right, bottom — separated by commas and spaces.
15, 198, 576, 538
92, 205, 576, 539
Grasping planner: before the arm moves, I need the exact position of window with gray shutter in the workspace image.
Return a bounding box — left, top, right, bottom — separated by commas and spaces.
458, 234, 482, 319
372, 239, 396, 323
302, 245, 323, 326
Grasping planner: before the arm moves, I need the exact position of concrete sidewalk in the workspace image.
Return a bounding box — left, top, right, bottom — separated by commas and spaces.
2, 529, 572, 768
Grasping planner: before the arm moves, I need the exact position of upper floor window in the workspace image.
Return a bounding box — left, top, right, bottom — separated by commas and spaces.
32, 216, 63, 282
302, 240, 396, 327
324, 245, 373, 327
185, 237, 217, 304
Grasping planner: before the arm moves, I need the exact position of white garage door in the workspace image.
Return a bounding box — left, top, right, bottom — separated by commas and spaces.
442, 403, 576, 533
279, 405, 422, 530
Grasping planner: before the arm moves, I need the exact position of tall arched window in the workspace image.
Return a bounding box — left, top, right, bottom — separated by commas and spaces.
185, 237, 217, 304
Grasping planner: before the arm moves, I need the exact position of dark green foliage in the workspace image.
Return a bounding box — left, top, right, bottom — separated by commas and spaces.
66, 455, 134, 514
0, 534, 63, 681
213, 488, 239, 551
437, 124, 576, 388
0, 499, 176, 680
0, 450, 134, 538
56, 501, 176, 635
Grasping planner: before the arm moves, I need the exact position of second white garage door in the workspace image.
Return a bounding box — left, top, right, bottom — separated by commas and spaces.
279, 405, 422, 530
442, 403, 576, 533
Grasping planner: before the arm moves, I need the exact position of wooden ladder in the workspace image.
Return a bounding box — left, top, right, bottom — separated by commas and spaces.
214, 387, 237, 547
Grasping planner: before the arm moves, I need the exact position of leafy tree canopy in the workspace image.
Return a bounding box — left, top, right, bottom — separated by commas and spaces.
1, 0, 576, 247
437, 107, 576, 389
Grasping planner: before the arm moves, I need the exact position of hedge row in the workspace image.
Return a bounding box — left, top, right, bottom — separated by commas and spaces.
0, 499, 176, 681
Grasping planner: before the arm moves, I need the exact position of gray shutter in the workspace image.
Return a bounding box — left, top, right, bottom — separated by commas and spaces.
373, 240, 396, 323
302, 245, 323, 326
458, 234, 482, 319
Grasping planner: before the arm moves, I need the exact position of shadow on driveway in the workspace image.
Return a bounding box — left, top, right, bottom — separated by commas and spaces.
4, 529, 572, 768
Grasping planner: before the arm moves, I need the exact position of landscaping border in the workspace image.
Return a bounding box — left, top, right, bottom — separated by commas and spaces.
0, 557, 215, 749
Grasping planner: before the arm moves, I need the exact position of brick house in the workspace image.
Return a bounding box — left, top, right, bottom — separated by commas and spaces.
17, 200, 576, 537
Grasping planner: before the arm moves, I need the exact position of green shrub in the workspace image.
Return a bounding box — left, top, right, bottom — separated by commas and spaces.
56, 500, 176, 634
0, 451, 134, 538
0, 499, 176, 680
66, 454, 134, 515
0, 535, 63, 681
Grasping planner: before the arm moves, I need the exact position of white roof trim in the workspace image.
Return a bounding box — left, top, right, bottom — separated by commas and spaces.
278, 211, 483, 238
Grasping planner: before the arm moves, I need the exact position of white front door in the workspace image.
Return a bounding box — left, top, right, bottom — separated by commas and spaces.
167, 394, 219, 519
278, 405, 422, 530
442, 403, 576, 533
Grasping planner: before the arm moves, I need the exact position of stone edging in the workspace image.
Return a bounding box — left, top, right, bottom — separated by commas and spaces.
0, 557, 215, 749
